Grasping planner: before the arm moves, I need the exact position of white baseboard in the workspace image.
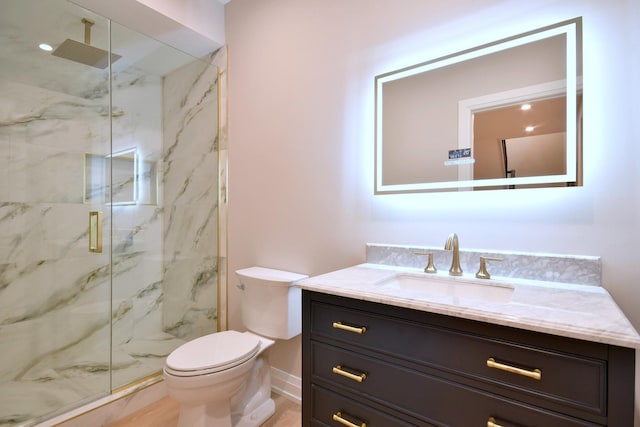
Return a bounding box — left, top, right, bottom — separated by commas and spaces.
270, 367, 301, 403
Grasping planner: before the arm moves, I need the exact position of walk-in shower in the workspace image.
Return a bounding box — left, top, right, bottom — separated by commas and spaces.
0, 1, 224, 425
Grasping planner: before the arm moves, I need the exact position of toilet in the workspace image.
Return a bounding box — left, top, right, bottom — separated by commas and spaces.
163, 267, 308, 427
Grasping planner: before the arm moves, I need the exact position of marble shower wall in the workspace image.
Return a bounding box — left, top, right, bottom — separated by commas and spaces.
161, 54, 219, 342
109, 66, 181, 391
0, 45, 220, 427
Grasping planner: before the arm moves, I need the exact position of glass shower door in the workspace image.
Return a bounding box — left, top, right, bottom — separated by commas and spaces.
0, 1, 221, 424
0, 0, 112, 424
108, 21, 221, 391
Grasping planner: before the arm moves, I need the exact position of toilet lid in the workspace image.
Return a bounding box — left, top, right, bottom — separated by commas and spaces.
166, 330, 261, 374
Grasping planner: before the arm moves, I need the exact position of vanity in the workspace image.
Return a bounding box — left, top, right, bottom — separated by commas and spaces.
298, 260, 639, 426
297, 12, 638, 426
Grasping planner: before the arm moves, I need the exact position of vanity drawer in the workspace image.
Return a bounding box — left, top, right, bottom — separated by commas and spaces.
312, 340, 435, 418
311, 342, 600, 427
310, 385, 420, 427
311, 300, 607, 416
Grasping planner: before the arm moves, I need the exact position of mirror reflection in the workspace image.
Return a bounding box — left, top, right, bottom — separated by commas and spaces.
375, 18, 582, 194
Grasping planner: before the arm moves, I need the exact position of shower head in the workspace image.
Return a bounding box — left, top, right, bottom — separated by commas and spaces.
52, 39, 121, 69
52, 18, 121, 69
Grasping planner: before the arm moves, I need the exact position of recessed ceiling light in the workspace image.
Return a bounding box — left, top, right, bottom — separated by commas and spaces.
521, 103, 531, 111
525, 126, 534, 132
39, 43, 53, 52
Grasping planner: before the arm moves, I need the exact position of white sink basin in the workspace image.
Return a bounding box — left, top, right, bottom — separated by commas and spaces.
377, 273, 514, 303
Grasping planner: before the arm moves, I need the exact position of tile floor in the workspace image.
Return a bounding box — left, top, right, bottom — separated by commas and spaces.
106, 393, 301, 427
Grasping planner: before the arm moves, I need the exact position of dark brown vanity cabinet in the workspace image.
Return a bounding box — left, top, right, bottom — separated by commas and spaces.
302, 290, 635, 426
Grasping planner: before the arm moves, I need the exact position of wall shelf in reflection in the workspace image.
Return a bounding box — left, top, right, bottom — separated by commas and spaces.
444, 158, 476, 166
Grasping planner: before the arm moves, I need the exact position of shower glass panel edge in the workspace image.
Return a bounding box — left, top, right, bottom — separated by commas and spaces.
109, 19, 221, 392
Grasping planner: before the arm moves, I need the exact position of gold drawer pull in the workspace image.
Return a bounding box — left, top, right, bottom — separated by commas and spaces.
332, 365, 367, 383
333, 411, 367, 427
487, 358, 542, 381
487, 417, 504, 427
333, 321, 367, 334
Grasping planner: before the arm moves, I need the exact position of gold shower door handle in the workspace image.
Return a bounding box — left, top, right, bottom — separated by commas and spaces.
487, 417, 504, 427
89, 211, 103, 253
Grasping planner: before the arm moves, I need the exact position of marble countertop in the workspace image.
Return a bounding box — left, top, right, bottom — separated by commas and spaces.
297, 263, 640, 349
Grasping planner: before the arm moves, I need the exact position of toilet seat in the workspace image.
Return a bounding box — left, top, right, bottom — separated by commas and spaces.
165, 330, 261, 377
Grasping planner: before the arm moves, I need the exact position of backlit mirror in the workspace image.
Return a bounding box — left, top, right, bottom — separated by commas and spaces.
375, 18, 582, 194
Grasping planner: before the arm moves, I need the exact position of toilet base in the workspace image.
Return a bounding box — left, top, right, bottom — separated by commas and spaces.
234, 397, 275, 427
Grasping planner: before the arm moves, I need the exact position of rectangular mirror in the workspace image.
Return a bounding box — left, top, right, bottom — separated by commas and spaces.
375, 18, 582, 194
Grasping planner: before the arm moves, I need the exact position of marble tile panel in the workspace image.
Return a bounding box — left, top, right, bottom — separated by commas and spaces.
162, 137, 217, 208
0, 80, 110, 152
160, 56, 219, 345
0, 294, 111, 382
0, 142, 10, 201
9, 145, 85, 203
163, 202, 217, 258
0, 378, 108, 426
112, 72, 162, 156
0, 256, 110, 325
162, 255, 218, 341
112, 205, 163, 257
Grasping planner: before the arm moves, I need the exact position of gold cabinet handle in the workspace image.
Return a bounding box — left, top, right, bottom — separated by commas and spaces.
487, 417, 504, 427
487, 358, 541, 380
333, 321, 367, 334
89, 211, 103, 253
332, 365, 367, 383
333, 411, 366, 427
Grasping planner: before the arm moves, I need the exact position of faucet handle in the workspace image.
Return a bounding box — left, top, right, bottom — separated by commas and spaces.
415, 252, 437, 274
476, 256, 502, 279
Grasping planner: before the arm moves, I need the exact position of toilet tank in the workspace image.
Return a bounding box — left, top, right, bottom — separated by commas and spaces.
235, 267, 308, 340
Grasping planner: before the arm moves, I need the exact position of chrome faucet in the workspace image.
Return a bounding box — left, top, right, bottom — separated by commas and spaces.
444, 233, 463, 276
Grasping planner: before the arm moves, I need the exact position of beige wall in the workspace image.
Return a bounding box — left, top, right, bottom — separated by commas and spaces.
225, 0, 640, 415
